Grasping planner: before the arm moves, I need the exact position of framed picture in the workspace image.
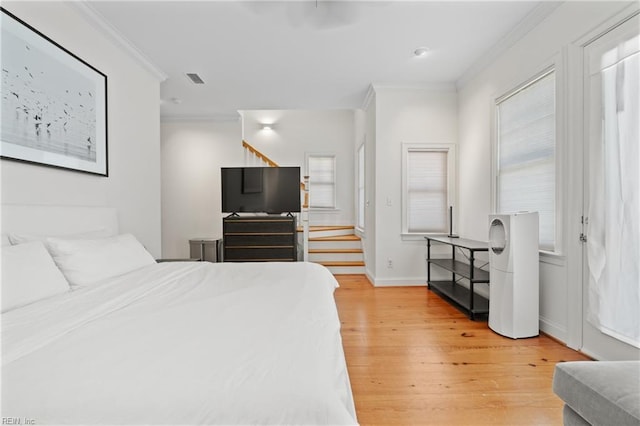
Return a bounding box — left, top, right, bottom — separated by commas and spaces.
1, 8, 108, 176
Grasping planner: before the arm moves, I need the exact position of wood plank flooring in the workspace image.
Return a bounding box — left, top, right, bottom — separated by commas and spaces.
333, 274, 590, 426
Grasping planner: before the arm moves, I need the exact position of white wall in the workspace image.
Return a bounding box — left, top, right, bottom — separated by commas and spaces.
371, 86, 458, 285
160, 120, 242, 258
0, 2, 162, 256
160, 109, 354, 258
457, 1, 637, 343
356, 93, 377, 280
240, 109, 355, 226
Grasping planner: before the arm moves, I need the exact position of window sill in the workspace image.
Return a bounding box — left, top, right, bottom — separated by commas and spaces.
539, 250, 565, 266
309, 208, 341, 214
401, 233, 447, 242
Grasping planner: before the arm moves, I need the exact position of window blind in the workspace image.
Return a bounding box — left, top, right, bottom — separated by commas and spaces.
497, 71, 556, 250
407, 149, 448, 233
308, 155, 336, 209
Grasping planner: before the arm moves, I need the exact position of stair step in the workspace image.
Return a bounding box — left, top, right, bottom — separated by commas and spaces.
299, 225, 364, 273
308, 240, 362, 250
309, 251, 363, 262
297, 225, 355, 232
308, 248, 362, 254
327, 266, 366, 275
309, 234, 360, 242
317, 260, 366, 275
298, 226, 357, 238
317, 261, 365, 267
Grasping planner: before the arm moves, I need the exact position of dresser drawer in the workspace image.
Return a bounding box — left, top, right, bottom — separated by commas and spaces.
224, 246, 296, 261
224, 219, 294, 233
224, 233, 294, 246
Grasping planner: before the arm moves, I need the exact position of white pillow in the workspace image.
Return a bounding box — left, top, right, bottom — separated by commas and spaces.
1, 241, 70, 312
46, 233, 156, 289
8, 228, 114, 245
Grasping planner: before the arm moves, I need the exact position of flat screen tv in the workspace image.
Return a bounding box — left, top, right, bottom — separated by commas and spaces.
221, 166, 301, 214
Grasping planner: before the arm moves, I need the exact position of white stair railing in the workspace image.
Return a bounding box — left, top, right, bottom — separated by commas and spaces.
241, 140, 309, 261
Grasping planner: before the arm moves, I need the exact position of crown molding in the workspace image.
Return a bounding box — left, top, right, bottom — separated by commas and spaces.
161, 113, 241, 123
71, 1, 167, 82
360, 82, 457, 109
456, 1, 562, 90
372, 82, 456, 92
361, 84, 376, 110
575, 4, 639, 47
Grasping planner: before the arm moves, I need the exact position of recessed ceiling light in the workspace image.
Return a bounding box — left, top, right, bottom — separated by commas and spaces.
414, 47, 430, 57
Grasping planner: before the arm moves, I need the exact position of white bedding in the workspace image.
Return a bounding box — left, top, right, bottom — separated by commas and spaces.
1, 261, 357, 425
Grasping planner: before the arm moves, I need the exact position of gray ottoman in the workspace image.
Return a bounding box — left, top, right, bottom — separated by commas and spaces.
553, 361, 640, 426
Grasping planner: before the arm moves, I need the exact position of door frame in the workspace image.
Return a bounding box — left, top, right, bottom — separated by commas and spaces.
565, 5, 640, 355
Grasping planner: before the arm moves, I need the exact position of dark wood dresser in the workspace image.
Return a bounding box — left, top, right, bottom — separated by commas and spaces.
222, 216, 297, 262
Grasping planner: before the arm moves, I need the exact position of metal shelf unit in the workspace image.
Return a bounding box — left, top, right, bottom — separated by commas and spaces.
426, 236, 490, 320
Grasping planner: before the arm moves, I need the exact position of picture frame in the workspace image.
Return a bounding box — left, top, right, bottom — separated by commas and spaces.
1, 7, 108, 176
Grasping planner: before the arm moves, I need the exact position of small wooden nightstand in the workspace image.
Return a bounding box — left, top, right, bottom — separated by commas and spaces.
189, 238, 221, 262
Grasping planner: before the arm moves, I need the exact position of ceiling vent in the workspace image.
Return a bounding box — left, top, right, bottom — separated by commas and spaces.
186, 73, 205, 84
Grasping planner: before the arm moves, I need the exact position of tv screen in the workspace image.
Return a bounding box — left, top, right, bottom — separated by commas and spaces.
221, 167, 301, 214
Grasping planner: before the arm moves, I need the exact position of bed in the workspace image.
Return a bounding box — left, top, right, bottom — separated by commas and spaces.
1, 205, 358, 425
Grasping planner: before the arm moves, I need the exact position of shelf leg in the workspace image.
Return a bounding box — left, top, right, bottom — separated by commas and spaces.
469, 250, 475, 319
426, 239, 431, 289
451, 245, 456, 285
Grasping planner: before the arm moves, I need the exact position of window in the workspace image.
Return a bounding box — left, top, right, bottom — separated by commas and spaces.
402, 144, 455, 235
496, 70, 556, 251
307, 154, 336, 209
356, 144, 365, 229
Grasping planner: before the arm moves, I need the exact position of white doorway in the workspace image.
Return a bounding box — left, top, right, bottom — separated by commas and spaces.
582, 13, 640, 360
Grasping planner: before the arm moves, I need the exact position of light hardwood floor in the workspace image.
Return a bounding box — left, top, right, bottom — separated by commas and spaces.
333, 274, 590, 426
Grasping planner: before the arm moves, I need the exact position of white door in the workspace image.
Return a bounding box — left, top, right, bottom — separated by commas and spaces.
582, 13, 640, 360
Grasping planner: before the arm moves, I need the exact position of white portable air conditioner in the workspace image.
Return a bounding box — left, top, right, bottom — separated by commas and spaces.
488, 212, 539, 338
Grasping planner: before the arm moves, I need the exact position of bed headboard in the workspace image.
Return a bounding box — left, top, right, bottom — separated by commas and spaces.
1, 205, 118, 245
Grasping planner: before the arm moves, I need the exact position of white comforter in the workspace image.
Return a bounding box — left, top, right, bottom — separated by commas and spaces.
1, 261, 357, 425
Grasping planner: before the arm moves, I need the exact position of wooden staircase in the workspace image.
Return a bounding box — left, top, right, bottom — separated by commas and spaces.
241, 140, 364, 273
299, 226, 365, 274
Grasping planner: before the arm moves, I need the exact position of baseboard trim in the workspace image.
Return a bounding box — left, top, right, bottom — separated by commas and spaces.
540, 315, 567, 344
372, 277, 428, 287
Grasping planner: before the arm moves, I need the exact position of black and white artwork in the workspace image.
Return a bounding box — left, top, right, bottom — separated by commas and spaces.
0, 8, 108, 176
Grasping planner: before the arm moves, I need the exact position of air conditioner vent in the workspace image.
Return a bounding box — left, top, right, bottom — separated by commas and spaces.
186, 73, 205, 84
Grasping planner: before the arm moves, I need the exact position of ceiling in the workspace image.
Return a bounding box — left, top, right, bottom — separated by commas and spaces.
86, 1, 544, 120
